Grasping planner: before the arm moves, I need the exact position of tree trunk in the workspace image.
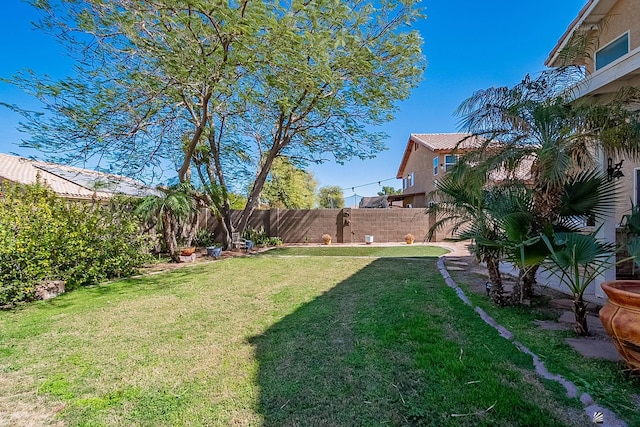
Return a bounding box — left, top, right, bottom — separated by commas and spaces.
163, 210, 180, 262
573, 295, 590, 336
521, 264, 539, 299
221, 199, 232, 250
485, 255, 505, 305
183, 211, 199, 247
237, 149, 279, 233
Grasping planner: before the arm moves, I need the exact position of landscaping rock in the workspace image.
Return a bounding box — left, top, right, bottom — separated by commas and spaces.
178, 253, 197, 263
35, 280, 65, 300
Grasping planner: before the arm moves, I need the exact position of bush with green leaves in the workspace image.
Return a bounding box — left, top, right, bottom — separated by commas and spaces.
194, 229, 217, 248
0, 181, 153, 305
242, 226, 282, 247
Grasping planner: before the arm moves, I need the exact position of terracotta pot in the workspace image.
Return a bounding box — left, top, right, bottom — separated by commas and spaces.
599, 280, 640, 373
180, 247, 196, 256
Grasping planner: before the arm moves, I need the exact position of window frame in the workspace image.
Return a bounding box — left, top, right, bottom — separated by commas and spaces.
444, 154, 458, 172
433, 157, 439, 176
595, 31, 630, 71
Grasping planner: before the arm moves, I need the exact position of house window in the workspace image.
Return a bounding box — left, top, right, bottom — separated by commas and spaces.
595, 32, 629, 71
444, 155, 458, 172
402, 172, 414, 189
433, 157, 439, 176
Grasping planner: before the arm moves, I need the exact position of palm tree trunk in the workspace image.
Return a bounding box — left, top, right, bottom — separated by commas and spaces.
521, 264, 538, 299
485, 255, 505, 305
163, 211, 180, 262
573, 294, 590, 336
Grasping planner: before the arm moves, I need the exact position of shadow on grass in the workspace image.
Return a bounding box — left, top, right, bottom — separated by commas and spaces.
249, 257, 589, 427
249, 257, 441, 426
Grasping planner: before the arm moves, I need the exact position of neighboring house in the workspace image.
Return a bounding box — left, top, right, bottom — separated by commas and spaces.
392, 133, 483, 208
0, 153, 159, 200
545, 0, 640, 225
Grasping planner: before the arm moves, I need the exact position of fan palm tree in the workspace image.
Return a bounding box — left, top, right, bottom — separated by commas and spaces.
135, 182, 197, 261
427, 164, 509, 304
541, 231, 617, 336
456, 67, 640, 298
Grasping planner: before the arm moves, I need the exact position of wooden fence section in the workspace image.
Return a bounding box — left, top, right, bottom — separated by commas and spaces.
200, 208, 450, 243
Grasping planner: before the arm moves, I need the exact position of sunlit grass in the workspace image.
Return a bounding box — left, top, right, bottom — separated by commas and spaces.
263, 244, 448, 257
0, 250, 624, 426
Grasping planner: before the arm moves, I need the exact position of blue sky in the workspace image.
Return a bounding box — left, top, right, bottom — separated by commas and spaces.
0, 0, 585, 199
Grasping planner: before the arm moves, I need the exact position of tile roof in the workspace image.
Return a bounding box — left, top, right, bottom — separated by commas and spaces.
396, 133, 484, 178
545, 0, 612, 67
488, 155, 535, 183
409, 133, 484, 151
0, 153, 159, 200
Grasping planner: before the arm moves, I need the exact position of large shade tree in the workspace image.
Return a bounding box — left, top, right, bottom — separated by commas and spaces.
6, 0, 425, 248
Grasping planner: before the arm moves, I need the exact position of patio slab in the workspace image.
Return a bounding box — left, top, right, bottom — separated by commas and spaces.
565, 338, 620, 362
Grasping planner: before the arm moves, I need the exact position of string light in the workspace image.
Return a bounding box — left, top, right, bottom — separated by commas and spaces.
341, 176, 397, 192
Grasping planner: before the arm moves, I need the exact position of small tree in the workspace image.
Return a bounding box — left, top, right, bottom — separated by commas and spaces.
377, 186, 401, 196
541, 231, 617, 336
261, 158, 317, 209
135, 183, 197, 261
318, 186, 345, 209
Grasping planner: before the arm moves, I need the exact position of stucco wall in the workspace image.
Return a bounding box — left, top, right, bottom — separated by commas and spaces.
607, 153, 640, 225
585, 0, 640, 74
400, 145, 458, 208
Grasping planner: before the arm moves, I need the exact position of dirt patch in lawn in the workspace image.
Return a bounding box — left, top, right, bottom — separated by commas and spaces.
138, 246, 272, 275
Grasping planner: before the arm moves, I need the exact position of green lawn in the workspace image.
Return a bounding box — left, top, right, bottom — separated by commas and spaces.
0, 248, 633, 426
264, 245, 449, 257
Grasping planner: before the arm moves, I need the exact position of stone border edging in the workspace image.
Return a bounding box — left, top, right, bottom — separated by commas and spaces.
437, 256, 627, 427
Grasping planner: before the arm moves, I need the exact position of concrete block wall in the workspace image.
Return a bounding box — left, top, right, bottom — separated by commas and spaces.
343, 208, 432, 243
201, 207, 454, 243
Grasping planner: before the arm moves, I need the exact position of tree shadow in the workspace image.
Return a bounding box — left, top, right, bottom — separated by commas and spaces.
248, 257, 443, 426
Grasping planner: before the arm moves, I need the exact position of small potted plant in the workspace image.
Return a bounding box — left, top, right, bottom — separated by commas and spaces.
322, 234, 332, 245
404, 233, 415, 244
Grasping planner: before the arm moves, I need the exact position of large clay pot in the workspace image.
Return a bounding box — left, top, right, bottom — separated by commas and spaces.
599, 280, 640, 373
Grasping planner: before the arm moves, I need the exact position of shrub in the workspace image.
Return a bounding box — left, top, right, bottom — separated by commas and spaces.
194, 229, 216, 247
0, 182, 153, 305
242, 226, 281, 247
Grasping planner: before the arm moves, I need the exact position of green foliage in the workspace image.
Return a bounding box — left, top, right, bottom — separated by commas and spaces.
241, 226, 281, 247
377, 185, 401, 196
261, 158, 317, 209
620, 202, 640, 268
0, 181, 152, 305
228, 193, 247, 210
541, 231, 617, 299
317, 185, 345, 208
8, 0, 424, 243
193, 229, 216, 248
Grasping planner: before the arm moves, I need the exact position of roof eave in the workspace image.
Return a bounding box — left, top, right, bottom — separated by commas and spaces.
545, 0, 599, 67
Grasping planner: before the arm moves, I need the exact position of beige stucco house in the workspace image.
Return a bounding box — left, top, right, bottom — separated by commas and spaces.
546, 0, 640, 291
393, 133, 483, 208
546, 0, 640, 225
